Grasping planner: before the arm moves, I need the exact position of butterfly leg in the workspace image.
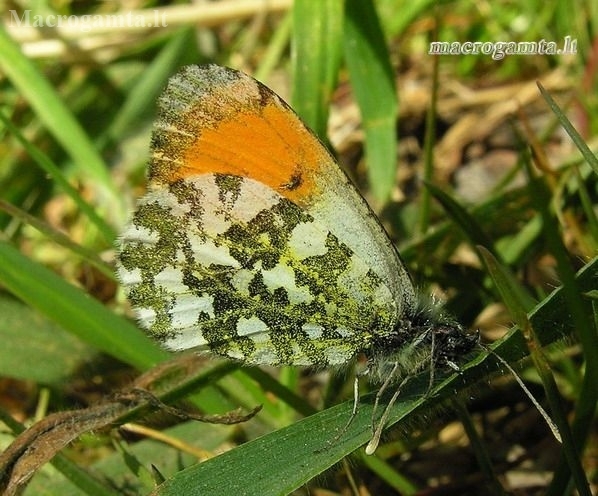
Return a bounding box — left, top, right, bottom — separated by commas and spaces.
370, 361, 400, 436
366, 374, 411, 455
317, 366, 369, 452
425, 328, 436, 396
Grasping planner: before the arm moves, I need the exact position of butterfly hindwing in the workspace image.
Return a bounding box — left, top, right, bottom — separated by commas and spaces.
119, 173, 398, 366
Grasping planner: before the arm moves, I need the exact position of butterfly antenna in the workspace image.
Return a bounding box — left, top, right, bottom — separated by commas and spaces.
481, 343, 562, 443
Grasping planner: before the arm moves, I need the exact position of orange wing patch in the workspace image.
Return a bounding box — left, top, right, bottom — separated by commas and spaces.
149, 67, 332, 206
182, 102, 328, 205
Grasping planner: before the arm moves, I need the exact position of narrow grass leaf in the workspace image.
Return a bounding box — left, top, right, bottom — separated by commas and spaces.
344, 0, 397, 201
243, 367, 318, 418
498, 215, 542, 266
381, 0, 446, 36
0, 199, 112, 279
425, 181, 498, 256
0, 241, 168, 370
255, 12, 292, 81
0, 297, 95, 384
291, 0, 344, 138
0, 26, 116, 201
428, 183, 537, 311
478, 246, 535, 324
0, 112, 116, 242
359, 452, 418, 494
537, 81, 598, 177
479, 246, 565, 445
103, 29, 196, 148
452, 399, 503, 496
573, 164, 598, 247
31, 454, 117, 496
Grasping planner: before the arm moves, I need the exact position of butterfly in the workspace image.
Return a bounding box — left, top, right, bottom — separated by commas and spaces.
117, 64, 477, 453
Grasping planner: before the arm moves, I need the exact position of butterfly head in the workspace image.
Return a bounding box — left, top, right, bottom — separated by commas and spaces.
365, 300, 478, 384
411, 302, 479, 369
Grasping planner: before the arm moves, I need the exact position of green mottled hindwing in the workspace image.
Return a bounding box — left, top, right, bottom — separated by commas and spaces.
118, 173, 399, 366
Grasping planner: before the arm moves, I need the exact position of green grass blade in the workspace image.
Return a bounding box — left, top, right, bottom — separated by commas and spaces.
381, 0, 446, 36
255, 12, 293, 81
0, 297, 95, 384
41, 454, 118, 496
344, 0, 397, 202
0, 241, 168, 370
291, 0, 344, 138
0, 199, 112, 279
428, 182, 537, 311
358, 451, 419, 494
102, 29, 196, 148
478, 246, 535, 324
0, 25, 116, 202
537, 82, 598, 177
0, 112, 116, 243
243, 367, 317, 418
573, 164, 598, 247
425, 181, 498, 256
453, 399, 504, 495
479, 246, 569, 446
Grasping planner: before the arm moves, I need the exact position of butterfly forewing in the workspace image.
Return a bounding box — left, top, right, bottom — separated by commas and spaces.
118, 65, 416, 365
